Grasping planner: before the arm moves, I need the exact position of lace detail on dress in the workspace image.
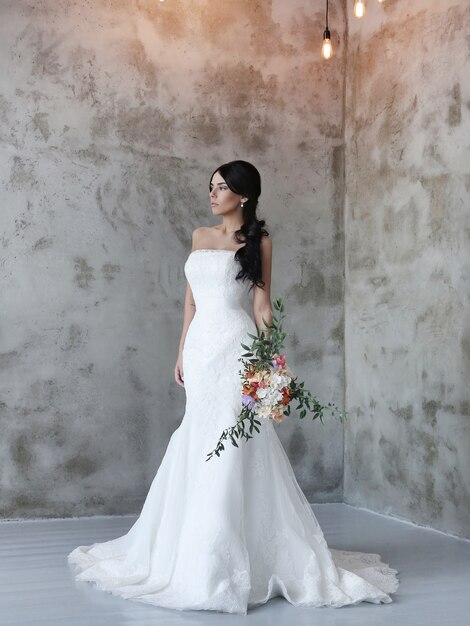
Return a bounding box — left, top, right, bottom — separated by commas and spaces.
67, 251, 399, 614
330, 549, 400, 595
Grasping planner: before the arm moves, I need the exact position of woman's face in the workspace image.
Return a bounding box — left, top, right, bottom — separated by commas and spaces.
209, 171, 246, 215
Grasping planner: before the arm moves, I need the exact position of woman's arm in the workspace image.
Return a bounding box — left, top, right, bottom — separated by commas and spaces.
178, 230, 199, 354
178, 281, 196, 354
252, 235, 273, 335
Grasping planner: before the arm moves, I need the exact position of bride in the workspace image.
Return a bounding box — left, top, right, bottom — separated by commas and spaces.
67, 160, 399, 614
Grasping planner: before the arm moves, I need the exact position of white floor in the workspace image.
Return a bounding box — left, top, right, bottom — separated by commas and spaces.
1, 502, 469, 626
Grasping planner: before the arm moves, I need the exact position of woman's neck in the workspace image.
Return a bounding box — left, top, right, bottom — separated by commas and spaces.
219, 220, 242, 234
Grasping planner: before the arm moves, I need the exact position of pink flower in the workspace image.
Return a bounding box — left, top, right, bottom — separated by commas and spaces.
272, 354, 287, 370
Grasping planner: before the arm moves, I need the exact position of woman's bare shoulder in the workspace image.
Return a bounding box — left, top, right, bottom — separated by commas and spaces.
260, 233, 273, 250
191, 226, 219, 248
192, 225, 217, 235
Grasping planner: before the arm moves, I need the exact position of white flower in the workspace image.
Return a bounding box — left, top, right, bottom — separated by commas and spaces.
256, 405, 272, 420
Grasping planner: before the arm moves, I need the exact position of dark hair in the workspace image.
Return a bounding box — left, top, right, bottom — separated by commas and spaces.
210, 160, 269, 291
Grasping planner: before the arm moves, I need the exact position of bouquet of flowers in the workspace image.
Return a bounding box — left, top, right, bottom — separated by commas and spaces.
206, 297, 347, 461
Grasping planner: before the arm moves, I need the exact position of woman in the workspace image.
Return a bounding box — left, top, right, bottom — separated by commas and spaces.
68, 160, 399, 614
174, 160, 272, 388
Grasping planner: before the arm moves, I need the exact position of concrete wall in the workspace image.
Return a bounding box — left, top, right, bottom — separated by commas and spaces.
344, 0, 470, 539
0, 0, 347, 517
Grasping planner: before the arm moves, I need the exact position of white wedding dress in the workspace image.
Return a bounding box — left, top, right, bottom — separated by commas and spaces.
67, 248, 399, 614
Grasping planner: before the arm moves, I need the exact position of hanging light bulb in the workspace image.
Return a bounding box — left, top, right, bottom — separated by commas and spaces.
322, 29, 332, 60
321, 0, 333, 60
354, 0, 365, 18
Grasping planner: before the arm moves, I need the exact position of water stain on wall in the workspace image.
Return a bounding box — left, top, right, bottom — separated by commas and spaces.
0, 350, 20, 368
137, 0, 186, 38
101, 263, 121, 282
390, 404, 413, 421
413, 428, 439, 465
198, 0, 294, 56
194, 62, 277, 152
447, 83, 461, 127
288, 425, 308, 462
422, 399, 440, 428
144, 157, 203, 247
69, 45, 100, 106
32, 236, 53, 250
187, 111, 222, 146
329, 317, 344, 343
444, 467, 469, 511
115, 105, 175, 148
63, 324, 87, 351
12, 434, 34, 469
76, 145, 109, 166
31, 111, 51, 140
74, 257, 95, 289
287, 258, 325, 306
409, 472, 444, 522
2, 495, 46, 518
379, 435, 408, 487
348, 423, 379, 487
8, 156, 36, 190
78, 363, 95, 376
90, 113, 112, 139
26, 378, 60, 407
127, 39, 158, 90
30, 29, 66, 78
419, 173, 451, 246
63, 454, 99, 478
461, 330, 470, 361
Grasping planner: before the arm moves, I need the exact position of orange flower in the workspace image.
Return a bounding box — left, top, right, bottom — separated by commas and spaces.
279, 387, 291, 405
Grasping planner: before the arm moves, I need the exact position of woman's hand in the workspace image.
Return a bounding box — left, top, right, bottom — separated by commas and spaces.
174, 351, 185, 387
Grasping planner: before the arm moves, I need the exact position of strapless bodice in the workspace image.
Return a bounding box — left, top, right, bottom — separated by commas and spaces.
184, 249, 251, 315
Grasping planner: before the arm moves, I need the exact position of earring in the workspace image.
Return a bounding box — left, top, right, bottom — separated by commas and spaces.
241, 202, 244, 208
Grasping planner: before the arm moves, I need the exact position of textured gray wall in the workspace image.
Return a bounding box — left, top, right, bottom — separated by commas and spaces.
343, 0, 470, 539
0, 0, 346, 517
